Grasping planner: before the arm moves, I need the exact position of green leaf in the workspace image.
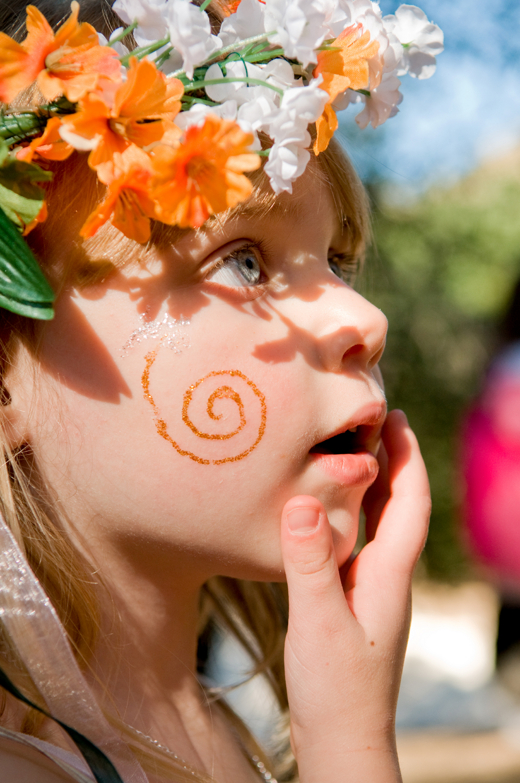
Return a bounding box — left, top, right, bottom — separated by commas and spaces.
0, 181, 45, 229
0, 205, 54, 319
0, 149, 52, 230
0, 139, 8, 167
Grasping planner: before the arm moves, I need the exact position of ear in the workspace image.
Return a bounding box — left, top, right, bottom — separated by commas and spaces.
1, 346, 34, 451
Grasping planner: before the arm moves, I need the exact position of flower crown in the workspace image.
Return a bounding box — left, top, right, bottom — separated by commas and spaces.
0, 0, 442, 319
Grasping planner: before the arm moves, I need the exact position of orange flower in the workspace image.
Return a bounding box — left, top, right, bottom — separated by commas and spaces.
211, 0, 243, 16
314, 104, 338, 157
0, 2, 121, 104
151, 115, 260, 229
16, 117, 74, 162
313, 24, 382, 154
80, 145, 157, 244
61, 57, 184, 169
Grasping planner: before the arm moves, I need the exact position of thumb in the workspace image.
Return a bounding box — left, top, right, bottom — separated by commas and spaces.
280, 496, 349, 632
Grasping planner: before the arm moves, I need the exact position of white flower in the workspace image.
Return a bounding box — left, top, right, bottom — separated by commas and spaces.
317, 0, 352, 39
204, 61, 250, 104
264, 0, 329, 68
174, 100, 238, 131
273, 78, 328, 128
345, 0, 377, 26
112, 0, 169, 47
97, 29, 130, 58
355, 71, 402, 128
166, 0, 222, 79
264, 142, 310, 194
157, 48, 184, 74
219, 0, 266, 46
383, 30, 404, 73
237, 95, 278, 135
236, 96, 279, 151
264, 79, 328, 193
383, 4, 443, 79
205, 59, 297, 108
332, 86, 360, 111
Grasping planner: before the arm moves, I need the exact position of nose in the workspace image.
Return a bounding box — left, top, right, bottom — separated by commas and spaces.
297, 282, 388, 374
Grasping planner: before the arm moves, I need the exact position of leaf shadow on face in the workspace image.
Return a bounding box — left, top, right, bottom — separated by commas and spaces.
226, 261, 377, 379
63, 206, 377, 392
73, 250, 375, 386
39, 295, 132, 403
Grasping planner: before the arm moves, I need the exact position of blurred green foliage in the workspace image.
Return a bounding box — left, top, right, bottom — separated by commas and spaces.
361, 152, 520, 579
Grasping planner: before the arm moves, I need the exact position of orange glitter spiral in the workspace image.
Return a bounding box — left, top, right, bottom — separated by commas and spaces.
142, 350, 266, 465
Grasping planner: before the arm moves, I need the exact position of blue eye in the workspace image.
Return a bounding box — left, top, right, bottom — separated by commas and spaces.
207, 245, 263, 288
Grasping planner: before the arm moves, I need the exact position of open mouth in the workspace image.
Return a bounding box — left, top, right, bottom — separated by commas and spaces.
310, 427, 364, 455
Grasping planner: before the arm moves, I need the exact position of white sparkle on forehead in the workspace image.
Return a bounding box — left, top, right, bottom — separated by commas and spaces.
121, 313, 191, 357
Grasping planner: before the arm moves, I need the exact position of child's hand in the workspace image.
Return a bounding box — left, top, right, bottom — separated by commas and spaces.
280, 410, 430, 783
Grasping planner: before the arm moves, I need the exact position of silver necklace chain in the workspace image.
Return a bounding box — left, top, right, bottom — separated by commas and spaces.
126, 724, 278, 783
251, 754, 278, 783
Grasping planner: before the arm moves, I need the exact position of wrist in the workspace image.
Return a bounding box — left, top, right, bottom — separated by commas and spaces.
296, 739, 402, 783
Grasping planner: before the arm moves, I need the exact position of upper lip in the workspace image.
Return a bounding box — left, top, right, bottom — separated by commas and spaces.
309, 401, 387, 456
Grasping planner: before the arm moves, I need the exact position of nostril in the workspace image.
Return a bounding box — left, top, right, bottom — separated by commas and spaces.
342, 343, 364, 360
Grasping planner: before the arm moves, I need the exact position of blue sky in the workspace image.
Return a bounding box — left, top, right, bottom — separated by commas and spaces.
338, 0, 520, 189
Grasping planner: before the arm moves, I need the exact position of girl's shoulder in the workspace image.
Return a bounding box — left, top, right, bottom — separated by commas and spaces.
0, 731, 93, 783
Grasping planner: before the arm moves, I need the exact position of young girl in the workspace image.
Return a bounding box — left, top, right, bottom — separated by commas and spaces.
0, 1, 438, 781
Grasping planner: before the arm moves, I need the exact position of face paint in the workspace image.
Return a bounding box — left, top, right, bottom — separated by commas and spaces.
142, 350, 266, 465
121, 313, 191, 358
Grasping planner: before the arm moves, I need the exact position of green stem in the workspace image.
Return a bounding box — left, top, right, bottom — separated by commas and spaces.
0, 113, 46, 141
183, 76, 284, 97
246, 48, 285, 63
199, 0, 212, 10
181, 96, 219, 107
108, 21, 138, 45
168, 32, 277, 80
119, 36, 170, 65
155, 46, 174, 68
207, 32, 277, 63
316, 44, 341, 52
356, 88, 370, 97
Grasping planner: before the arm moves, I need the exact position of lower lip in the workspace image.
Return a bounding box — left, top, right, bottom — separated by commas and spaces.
310, 451, 379, 487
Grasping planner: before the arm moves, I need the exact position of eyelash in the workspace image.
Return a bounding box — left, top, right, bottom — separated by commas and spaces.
206, 242, 359, 288
207, 240, 269, 288
329, 254, 360, 287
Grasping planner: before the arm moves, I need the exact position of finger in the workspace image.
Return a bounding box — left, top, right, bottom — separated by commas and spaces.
343, 412, 430, 629
363, 438, 390, 542
371, 410, 431, 568
280, 496, 351, 634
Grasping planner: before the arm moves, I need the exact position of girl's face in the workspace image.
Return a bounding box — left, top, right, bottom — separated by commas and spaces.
17, 169, 387, 584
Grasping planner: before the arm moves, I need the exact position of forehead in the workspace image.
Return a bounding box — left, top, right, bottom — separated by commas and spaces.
39, 155, 347, 279
188, 163, 344, 248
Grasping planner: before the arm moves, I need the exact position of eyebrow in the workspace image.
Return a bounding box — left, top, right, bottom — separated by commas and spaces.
204, 190, 306, 231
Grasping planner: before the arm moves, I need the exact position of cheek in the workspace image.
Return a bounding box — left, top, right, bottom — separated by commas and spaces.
85, 312, 287, 533
143, 348, 267, 467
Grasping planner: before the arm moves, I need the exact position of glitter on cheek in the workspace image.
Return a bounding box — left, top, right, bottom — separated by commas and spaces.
121, 312, 191, 357
141, 350, 267, 465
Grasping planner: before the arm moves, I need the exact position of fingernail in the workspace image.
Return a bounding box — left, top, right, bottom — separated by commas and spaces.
286, 506, 320, 535
395, 409, 409, 425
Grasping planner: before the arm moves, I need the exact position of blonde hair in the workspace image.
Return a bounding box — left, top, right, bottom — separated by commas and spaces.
0, 2, 371, 781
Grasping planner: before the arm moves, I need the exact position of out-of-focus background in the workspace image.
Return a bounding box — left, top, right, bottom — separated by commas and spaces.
212, 3, 520, 781
350, 1, 520, 778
